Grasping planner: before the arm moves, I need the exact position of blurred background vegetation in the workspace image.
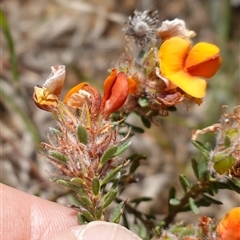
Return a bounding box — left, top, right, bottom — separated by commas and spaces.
1, 0, 239, 225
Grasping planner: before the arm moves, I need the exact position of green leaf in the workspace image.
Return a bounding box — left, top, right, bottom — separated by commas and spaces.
198, 156, 208, 179
81, 208, 95, 222
191, 140, 210, 160
110, 172, 121, 189
101, 189, 117, 209
130, 197, 152, 205
70, 177, 86, 185
141, 116, 151, 128
76, 194, 93, 208
130, 125, 145, 133
55, 179, 80, 192
191, 158, 199, 179
129, 154, 147, 174
0, 9, 18, 81
77, 125, 88, 144
202, 194, 223, 205
169, 186, 176, 199
92, 176, 100, 196
179, 174, 191, 192
77, 213, 88, 224
189, 197, 199, 214
49, 151, 68, 163
113, 141, 131, 157
95, 206, 103, 220
100, 165, 122, 186
169, 198, 180, 206
110, 201, 125, 223
100, 145, 118, 165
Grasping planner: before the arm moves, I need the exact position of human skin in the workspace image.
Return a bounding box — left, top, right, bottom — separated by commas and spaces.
0, 184, 141, 240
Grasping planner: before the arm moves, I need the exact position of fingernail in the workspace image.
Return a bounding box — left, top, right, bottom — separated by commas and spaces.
50, 221, 142, 240
71, 221, 142, 240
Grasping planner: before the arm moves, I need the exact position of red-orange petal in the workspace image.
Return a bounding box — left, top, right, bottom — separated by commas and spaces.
185, 42, 221, 78
159, 37, 191, 76
101, 72, 129, 117
217, 207, 240, 240
101, 69, 118, 110
127, 77, 137, 94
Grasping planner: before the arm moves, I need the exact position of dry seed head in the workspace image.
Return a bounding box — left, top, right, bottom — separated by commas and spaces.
123, 10, 159, 48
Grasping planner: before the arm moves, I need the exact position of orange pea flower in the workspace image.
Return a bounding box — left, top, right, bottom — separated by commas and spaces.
158, 37, 221, 98
217, 207, 240, 240
63, 82, 102, 119
33, 65, 66, 111
101, 69, 135, 118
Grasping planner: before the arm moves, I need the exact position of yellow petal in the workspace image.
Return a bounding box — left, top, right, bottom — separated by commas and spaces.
159, 37, 191, 76
164, 71, 207, 98
185, 42, 221, 77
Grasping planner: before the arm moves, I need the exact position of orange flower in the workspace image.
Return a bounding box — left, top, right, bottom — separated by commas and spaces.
63, 82, 102, 119
101, 69, 135, 118
33, 65, 66, 111
217, 207, 240, 240
158, 37, 221, 98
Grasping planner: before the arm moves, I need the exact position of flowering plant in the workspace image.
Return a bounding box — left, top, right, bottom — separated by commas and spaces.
33, 10, 239, 240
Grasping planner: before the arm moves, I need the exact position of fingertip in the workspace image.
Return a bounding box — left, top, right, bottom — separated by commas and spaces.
49, 221, 142, 240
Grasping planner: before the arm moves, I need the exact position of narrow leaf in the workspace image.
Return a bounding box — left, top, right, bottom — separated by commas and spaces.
95, 206, 103, 220
81, 208, 94, 222
202, 194, 223, 205
76, 194, 92, 208
113, 141, 131, 157
191, 140, 210, 160
49, 150, 68, 163
111, 201, 125, 223
100, 165, 122, 186
70, 177, 86, 185
141, 116, 151, 128
101, 189, 117, 209
169, 198, 180, 206
189, 197, 199, 214
130, 125, 145, 133
179, 174, 191, 192
130, 197, 152, 205
77, 213, 88, 224
100, 145, 118, 165
77, 125, 88, 144
92, 176, 100, 196
191, 158, 199, 179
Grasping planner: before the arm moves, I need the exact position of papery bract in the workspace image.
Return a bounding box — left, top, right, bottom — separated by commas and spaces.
157, 19, 196, 42
101, 69, 133, 118
33, 65, 66, 111
217, 207, 240, 240
158, 37, 221, 98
